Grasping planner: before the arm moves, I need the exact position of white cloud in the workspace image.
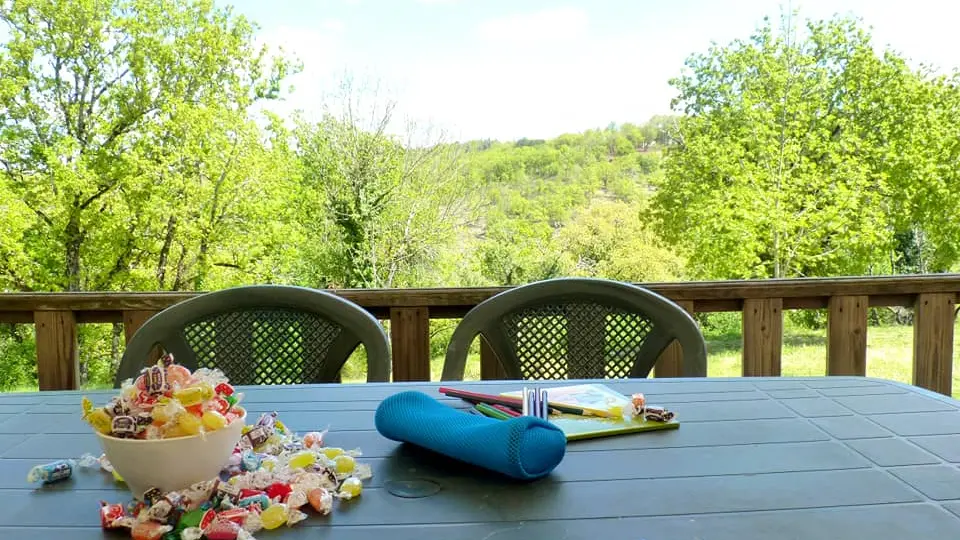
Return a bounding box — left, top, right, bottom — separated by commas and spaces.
389, 29, 677, 142
475, 7, 588, 46
252, 22, 350, 121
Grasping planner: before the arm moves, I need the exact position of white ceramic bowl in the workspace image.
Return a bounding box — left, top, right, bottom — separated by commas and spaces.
96, 411, 246, 500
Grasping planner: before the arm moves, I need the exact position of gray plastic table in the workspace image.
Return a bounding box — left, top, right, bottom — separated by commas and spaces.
3, 376, 960, 539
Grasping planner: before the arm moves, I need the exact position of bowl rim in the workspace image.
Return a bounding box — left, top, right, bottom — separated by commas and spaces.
94, 409, 247, 444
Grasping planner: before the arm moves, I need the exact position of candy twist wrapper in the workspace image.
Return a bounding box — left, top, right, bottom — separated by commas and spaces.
622, 393, 676, 422
61, 354, 371, 540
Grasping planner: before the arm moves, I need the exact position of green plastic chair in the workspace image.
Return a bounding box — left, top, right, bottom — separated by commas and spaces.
441, 277, 706, 381
114, 285, 391, 387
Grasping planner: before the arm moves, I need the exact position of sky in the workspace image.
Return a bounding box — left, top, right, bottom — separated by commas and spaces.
225, 0, 960, 142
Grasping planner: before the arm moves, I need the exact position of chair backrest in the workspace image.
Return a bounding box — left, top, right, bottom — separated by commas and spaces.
114, 285, 391, 387
441, 277, 706, 381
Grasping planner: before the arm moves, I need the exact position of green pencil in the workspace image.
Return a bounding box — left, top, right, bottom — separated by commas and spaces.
475, 402, 511, 421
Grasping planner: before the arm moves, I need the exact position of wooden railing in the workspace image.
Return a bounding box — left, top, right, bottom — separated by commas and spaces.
1, 275, 957, 394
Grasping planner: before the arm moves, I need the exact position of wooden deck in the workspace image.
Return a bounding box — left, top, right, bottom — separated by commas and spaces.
0, 275, 957, 393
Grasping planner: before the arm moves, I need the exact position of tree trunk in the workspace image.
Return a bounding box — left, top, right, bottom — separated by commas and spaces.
157, 216, 177, 289
194, 237, 209, 290
111, 323, 122, 373
64, 207, 84, 291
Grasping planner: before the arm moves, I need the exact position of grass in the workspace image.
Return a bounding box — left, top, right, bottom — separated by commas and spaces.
6, 323, 959, 398
706, 323, 960, 397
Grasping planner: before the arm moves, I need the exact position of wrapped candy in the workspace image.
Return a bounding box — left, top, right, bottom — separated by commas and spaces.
217, 481, 241, 503
264, 482, 292, 502
337, 477, 363, 500
287, 506, 308, 526
240, 450, 261, 472
302, 431, 325, 449
238, 493, 270, 510
204, 518, 241, 540
259, 503, 288, 529
333, 454, 356, 474
242, 426, 271, 449
217, 507, 250, 525
99, 501, 127, 528
242, 511, 263, 535
307, 488, 333, 514
286, 488, 307, 510
26, 459, 75, 484
631, 393, 646, 416
142, 365, 168, 395
130, 520, 171, 540
643, 405, 676, 423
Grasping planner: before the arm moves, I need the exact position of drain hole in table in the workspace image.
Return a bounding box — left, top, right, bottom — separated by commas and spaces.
385, 479, 442, 498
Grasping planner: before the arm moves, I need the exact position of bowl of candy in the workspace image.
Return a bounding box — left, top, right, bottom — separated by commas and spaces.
82, 355, 247, 499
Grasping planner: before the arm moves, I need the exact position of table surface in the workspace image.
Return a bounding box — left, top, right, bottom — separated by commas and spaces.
3, 376, 960, 539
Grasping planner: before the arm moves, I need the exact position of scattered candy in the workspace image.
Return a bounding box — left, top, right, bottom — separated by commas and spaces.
35, 354, 373, 540
130, 520, 171, 540
334, 454, 356, 474
99, 501, 127, 528
643, 405, 676, 423
26, 459, 75, 484
287, 451, 315, 469
622, 393, 676, 423
259, 503, 288, 530
337, 477, 364, 500
205, 518, 242, 539
307, 488, 333, 515
301, 431, 324, 449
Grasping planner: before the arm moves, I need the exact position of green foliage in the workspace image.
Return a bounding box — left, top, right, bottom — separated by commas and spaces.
0, 324, 36, 390
651, 13, 960, 279
0, 0, 298, 292
292, 86, 473, 289
558, 199, 685, 282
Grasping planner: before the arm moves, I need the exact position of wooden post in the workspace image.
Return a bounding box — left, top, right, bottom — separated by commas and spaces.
827, 295, 868, 376
742, 298, 783, 377
123, 310, 159, 343
480, 337, 508, 380
389, 307, 431, 382
913, 293, 955, 395
654, 300, 696, 378
34, 311, 79, 391
122, 310, 162, 365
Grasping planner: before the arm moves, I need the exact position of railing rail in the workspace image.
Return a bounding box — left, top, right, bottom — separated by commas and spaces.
1, 275, 958, 393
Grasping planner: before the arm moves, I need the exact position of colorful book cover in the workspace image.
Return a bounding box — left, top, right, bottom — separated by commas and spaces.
503, 384, 679, 441
502, 383, 631, 414
550, 412, 679, 441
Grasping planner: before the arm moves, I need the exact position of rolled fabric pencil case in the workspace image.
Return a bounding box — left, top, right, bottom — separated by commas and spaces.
374, 390, 567, 480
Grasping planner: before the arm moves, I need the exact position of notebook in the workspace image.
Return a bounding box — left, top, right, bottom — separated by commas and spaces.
502, 384, 679, 441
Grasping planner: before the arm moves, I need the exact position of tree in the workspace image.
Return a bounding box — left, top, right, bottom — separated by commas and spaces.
0, 0, 294, 291
294, 80, 473, 289
650, 13, 947, 279
558, 199, 685, 282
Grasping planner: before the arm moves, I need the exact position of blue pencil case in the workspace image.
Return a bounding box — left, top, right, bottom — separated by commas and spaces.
374, 390, 567, 480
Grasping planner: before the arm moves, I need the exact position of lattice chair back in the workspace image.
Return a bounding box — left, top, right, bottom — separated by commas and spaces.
441, 278, 706, 381
114, 285, 390, 387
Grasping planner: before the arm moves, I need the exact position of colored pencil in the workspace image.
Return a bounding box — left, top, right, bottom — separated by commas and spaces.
474, 402, 511, 421
491, 403, 521, 417
439, 386, 614, 418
